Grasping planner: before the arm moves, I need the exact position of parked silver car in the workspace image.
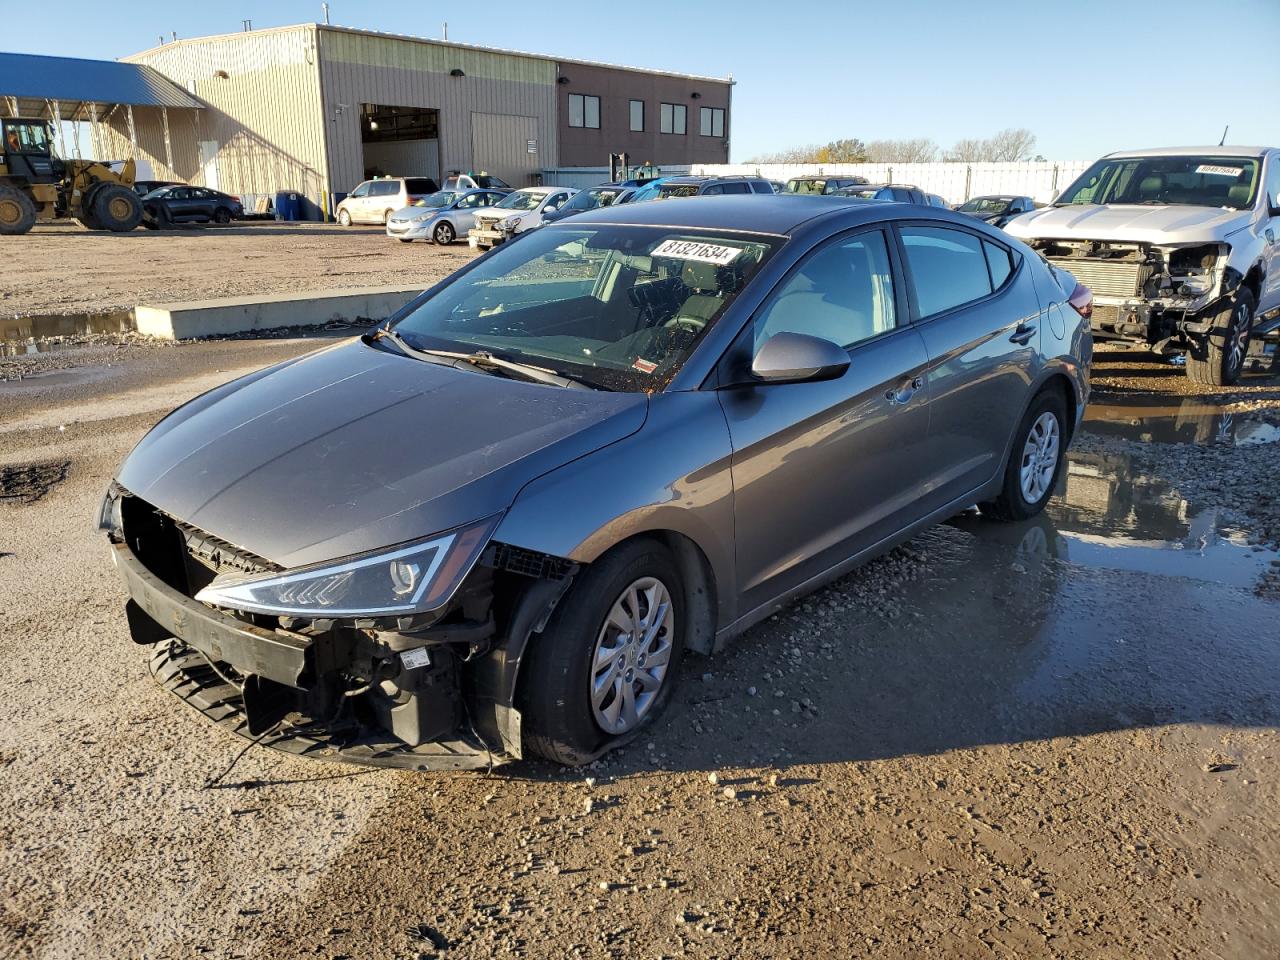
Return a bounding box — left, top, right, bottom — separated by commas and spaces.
1006, 145, 1280, 385
102, 196, 1091, 770
386, 188, 509, 244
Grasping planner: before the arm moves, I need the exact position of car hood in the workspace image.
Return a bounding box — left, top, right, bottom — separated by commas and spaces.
1005, 203, 1252, 245
117, 339, 648, 568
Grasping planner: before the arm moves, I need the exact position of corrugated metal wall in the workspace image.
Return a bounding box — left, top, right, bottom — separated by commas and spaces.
318, 29, 557, 192
470, 113, 539, 186
105, 26, 329, 211
691, 161, 1092, 205
362, 139, 440, 181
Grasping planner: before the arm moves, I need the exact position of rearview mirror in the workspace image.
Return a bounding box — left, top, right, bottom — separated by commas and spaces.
750, 332, 850, 384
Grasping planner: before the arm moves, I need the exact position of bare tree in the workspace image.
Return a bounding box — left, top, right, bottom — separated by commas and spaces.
865, 138, 939, 163
747, 144, 823, 163
946, 137, 994, 162
985, 127, 1037, 162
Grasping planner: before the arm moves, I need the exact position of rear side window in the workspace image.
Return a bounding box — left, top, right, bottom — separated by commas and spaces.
750, 181, 773, 194
900, 226, 993, 317
370, 181, 399, 197
983, 240, 1014, 289
719, 182, 751, 195
754, 230, 898, 350
405, 178, 437, 194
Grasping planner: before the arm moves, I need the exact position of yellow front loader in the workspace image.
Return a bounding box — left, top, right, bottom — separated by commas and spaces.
1, 117, 143, 234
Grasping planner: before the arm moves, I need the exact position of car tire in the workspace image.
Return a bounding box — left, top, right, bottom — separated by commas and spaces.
383, 208, 394, 225
520, 538, 688, 765
981, 388, 1068, 522
433, 221, 455, 245
213, 207, 232, 224
91, 184, 144, 232
1186, 288, 1254, 387
337, 208, 351, 226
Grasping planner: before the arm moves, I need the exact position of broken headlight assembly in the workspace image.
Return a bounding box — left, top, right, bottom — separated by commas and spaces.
193, 515, 499, 617
1166, 243, 1228, 299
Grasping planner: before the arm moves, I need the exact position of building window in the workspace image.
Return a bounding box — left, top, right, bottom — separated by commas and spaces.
629, 99, 644, 133
568, 93, 600, 129
699, 107, 725, 138
660, 103, 686, 135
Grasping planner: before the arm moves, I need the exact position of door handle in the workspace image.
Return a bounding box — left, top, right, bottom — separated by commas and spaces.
1267, 227, 1276, 245
885, 376, 923, 405
1009, 322, 1037, 345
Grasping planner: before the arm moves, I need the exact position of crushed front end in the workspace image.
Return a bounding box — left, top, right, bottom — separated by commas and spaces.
1027, 238, 1231, 350
101, 484, 575, 770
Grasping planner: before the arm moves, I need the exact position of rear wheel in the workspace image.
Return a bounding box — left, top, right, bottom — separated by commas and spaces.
0, 184, 36, 235
432, 221, 455, 245
520, 539, 687, 765
91, 184, 143, 232
76, 184, 105, 230
383, 208, 395, 225
1186, 288, 1254, 386
982, 388, 1068, 522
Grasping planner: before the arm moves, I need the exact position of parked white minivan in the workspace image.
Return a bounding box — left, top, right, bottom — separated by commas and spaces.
336, 177, 439, 225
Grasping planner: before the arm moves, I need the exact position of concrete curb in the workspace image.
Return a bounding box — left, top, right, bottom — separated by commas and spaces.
134, 285, 425, 340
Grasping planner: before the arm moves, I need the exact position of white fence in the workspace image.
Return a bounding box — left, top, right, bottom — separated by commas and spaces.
690, 161, 1091, 205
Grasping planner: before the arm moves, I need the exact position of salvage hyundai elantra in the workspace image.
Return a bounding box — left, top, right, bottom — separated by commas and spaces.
102, 196, 1092, 769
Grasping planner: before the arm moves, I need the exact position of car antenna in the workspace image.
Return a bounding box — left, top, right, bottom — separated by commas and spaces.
1218, 124, 1229, 146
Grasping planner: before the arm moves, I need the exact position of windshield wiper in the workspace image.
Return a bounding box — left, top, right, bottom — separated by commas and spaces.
367, 328, 596, 390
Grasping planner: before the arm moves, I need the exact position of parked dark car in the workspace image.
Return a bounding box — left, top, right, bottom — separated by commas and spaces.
956, 195, 1037, 228
101, 196, 1091, 770
143, 185, 244, 226
132, 179, 182, 197
654, 175, 775, 198
541, 183, 636, 224
832, 183, 930, 204
783, 176, 869, 195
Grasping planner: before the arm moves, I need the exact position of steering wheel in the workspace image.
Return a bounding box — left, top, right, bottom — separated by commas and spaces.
663, 316, 705, 334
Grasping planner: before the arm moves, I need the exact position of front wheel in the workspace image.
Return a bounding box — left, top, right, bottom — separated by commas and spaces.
981, 388, 1068, 522
432, 221, 455, 245
213, 207, 232, 224
1186, 288, 1254, 387
520, 539, 687, 765
337, 208, 351, 226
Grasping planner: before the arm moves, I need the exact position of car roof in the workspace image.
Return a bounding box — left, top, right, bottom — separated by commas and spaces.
1103, 145, 1273, 159
662, 175, 765, 184
546, 194, 912, 235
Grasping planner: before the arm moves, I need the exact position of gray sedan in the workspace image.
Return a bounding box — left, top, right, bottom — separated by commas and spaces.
385, 188, 507, 244
101, 197, 1092, 769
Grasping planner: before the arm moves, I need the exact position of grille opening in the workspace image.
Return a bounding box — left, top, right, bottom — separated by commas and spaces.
121, 495, 190, 594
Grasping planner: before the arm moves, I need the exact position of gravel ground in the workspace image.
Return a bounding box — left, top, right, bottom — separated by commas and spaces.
0, 222, 470, 317
1, 339, 1279, 959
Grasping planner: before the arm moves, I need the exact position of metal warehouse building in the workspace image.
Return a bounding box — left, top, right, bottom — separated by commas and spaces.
96, 23, 732, 218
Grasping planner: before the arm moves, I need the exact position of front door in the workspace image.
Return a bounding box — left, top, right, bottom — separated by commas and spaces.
1258, 154, 1280, 318
720, 227, 933, 615
896, 223, 1046, 512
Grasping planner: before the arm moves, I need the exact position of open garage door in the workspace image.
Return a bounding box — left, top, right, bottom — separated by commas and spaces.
471, 113, 539, 188
361, 103, 440, 184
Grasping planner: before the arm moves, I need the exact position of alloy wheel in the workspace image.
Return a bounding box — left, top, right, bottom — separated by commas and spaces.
1019, 411, 1060, 504
589, 577, 674, 735
1226, 302, 1250, 378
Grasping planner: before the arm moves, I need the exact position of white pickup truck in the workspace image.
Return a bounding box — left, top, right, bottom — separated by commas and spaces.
1006, 146, 1280, 385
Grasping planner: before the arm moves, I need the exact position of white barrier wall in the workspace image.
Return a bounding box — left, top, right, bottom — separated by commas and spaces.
690, 161, 1091, 205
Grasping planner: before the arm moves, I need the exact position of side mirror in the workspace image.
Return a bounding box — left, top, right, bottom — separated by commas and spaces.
750, 332, 850, 384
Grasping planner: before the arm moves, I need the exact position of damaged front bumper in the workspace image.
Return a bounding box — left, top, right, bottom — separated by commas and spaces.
107, 504, 577, 771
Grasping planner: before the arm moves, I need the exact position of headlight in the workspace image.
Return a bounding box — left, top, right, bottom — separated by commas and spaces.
412, 211, 435, 222
502, 216, 524, 231
194, 515, 499, 617
98, 483, 124, 535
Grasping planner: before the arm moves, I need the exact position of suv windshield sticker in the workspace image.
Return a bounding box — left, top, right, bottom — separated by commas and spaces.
652, 239, 742, 265
1196, 164, 1244, 177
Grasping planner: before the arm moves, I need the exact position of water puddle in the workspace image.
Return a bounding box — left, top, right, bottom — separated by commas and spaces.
1085, 395, 1280, 447
0, 309, 136, 357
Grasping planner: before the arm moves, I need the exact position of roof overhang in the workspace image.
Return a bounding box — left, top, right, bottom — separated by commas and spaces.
0, 51, 203, 118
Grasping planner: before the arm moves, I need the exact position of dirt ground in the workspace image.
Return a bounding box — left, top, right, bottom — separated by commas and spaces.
2, 328, 1280, 957
0, 222, 471, 317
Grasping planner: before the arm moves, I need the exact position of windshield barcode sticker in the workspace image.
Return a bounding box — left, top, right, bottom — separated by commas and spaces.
1195, 164, 1243, 177
651, 239, 742, 265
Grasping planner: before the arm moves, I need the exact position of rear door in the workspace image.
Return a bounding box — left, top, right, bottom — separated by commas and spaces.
720, 227, 933, 614
896, 222, 1044, 512
367, 180, 400, 222
1258, 152, 1280, 318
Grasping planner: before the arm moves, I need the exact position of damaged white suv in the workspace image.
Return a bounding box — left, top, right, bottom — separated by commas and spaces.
1006, 146, 1280, 385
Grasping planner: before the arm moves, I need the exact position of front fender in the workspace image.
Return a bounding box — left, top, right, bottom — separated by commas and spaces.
493, 390, 738, 628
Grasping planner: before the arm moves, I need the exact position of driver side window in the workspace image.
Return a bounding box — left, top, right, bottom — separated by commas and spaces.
349, 182, 371, 198
457, 193, 480, 208
1266, 156, 1280, 211
754, 230, 897, 351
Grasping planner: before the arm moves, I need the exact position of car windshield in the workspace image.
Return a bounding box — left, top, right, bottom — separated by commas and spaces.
417, 192, 457, 208
391, 225, 779, 391
563, 188, 625, 212
657, 184, 701, 199
785, 179, 827, 195
1056, 155, 1260, 209
838, 188, 883, 200
960, 197, 1011, 214
496, 191, 545, 211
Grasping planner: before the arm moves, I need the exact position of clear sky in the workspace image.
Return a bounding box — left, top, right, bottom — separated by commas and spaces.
4, 0, 1278, 162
